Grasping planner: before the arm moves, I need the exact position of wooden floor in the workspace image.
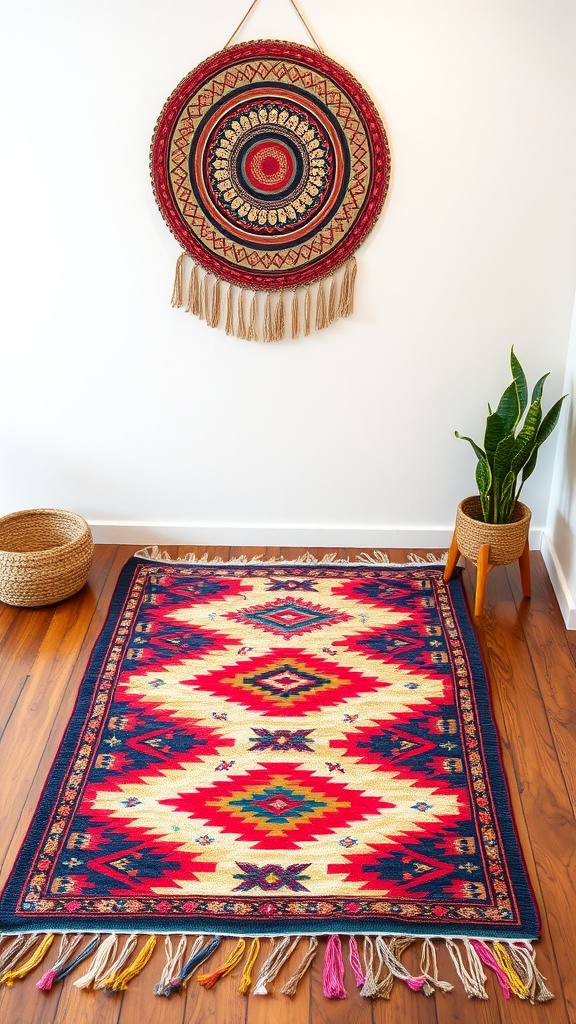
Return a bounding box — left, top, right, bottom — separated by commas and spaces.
1, 544, 575, 1024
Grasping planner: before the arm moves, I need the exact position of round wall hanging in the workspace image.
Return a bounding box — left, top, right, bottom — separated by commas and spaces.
151, 34, 391, 340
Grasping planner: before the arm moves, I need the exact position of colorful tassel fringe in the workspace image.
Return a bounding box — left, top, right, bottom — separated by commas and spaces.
0, 932, 554, 1005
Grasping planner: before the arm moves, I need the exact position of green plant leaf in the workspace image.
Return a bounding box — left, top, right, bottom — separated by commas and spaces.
493, 432, 515, 481
510, 399, 542, 475
499, 470, 517, 523
510, 347, 528, 416
494, 380, 521, 434
531, 373, 549, 404
484, 412, 507, 468
520, 394, 567, 486
536, 395, 568, 447
475, 457, 492, 521
455, 432, 486, 464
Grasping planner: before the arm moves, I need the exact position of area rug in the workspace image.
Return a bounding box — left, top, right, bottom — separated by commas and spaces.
0, 554, 551, 1002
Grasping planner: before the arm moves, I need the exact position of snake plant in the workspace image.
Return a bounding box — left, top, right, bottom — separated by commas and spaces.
456, 348, 567, 524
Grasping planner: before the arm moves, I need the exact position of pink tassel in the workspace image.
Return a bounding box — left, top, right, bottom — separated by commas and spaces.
405, 974, 428, 991
470, 940, 511, 998
348, 936, 365, 987
36, 969, 58, 991
323, 936, 347, 999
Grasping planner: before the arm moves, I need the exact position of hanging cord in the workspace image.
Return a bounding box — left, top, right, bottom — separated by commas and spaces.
223, 0, 324, 52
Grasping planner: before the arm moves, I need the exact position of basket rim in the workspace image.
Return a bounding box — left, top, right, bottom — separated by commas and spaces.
457, 496, 531, 529
0, 508, 92, 560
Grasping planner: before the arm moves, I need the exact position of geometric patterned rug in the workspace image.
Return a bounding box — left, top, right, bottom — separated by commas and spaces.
0, 554, 549, 1001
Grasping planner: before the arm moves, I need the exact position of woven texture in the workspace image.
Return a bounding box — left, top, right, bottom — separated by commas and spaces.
0, 556, 538, 939
455, 498, 531, 566
150, 40, 390, 292
0, 508, 94, 607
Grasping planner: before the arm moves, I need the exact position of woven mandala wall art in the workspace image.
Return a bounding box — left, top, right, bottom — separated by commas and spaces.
150, 15, 391, 341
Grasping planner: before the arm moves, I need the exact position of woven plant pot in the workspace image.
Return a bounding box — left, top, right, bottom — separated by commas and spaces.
0, 508, 94, 607
455, 496, 531, 566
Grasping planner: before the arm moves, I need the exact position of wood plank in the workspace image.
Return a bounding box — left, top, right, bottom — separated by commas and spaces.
0, 546, 120, 881
0, 546, 574, 1024
460, 559, 573, 1024
505, 554, 576, 812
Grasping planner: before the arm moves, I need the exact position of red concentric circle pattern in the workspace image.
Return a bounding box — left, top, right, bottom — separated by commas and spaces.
151, 40, 391, 290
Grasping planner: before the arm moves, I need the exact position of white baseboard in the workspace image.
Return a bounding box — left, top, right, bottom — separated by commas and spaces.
87, 520, 543, 553
541, 533, 576, 631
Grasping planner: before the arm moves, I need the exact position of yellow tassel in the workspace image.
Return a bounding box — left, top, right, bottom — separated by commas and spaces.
105, 935, 156, 992
0, 934, 55, 986
291, 290, 299, 339
171, 253, 186, 307
210, 278, 221, 329
328, 276, 338, 323
304, 286, 311, 336
273, 293, 285, 341
225, 284, 234, 335
247, 293, 258, 341
238, 938, 260, 994
492, 943, 531, 999
198, 938, 246, 989
237, 289, 247, 339
263, 292, 272, 342
315, 280, 328, 330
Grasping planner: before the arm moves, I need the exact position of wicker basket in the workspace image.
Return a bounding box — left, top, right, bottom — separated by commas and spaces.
455, 496, 531, 566
0, 508, 94, 607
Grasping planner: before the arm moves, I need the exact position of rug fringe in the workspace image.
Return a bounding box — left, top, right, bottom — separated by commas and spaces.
0, 934, 552, 1002
134, 546, 448, 567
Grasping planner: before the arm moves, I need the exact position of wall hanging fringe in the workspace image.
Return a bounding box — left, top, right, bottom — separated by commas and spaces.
171, 255, 357, 342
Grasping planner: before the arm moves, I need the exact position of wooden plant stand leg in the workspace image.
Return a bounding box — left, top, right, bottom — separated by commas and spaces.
518, 538, 531, 598
443, 530, 460, 582
474, 544, 491, 617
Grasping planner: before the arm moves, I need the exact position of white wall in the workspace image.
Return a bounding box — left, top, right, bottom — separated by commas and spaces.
544, 298, 576, 628
1, 1, 575, 554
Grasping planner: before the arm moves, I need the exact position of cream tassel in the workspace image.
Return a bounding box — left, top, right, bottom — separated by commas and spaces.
247, 292, 258, 341
94, 934, 138, 989
104, 935, 156, 992
74, 934, 118, 989
263, 292, 273, 342
210, 278, 221, 329
304, 286, 311, 336
0, 934, 39, 978
291, 290, 299, 339
186, 264, 200, 316
153, 935, 188, 996
225, 284, 234, 335
252, 936, 300, 995
273, 292, 285, 341
237, 289, 248, 339
280, 937, 318, 996
328, 275, 338, 323
315, 280, 328, 330
338, 256, 357, 317
171, 252, 186, 307
445, 939, 488, 999
202, 274, 210, 325
420, 938, 453, 993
